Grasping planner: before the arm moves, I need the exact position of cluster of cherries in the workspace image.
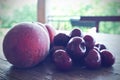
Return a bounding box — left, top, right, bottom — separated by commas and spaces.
50, 28, 115, 71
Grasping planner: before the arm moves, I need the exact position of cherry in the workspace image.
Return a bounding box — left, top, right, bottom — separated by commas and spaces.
50, 46, 65, 55
53, 33, 70, 47
69, 28, 83, 38
53, 49, 72, 70
83, 35, 95, 52
95, 43, 106, 51
100, 50, 115, 67
85, 49, 101, 69
66, 36, 86, 60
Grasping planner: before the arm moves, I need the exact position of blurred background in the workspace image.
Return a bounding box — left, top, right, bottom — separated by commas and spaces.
0, 0, 120, 35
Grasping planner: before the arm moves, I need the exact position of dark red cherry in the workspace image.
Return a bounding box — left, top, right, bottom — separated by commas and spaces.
50, 46, 65, 57
53, 49, 72, 70
69, 28, 83, 38
85, 49, 101, 69
66, 36, 86, 60
100, 50, 115, 67
95, 43, 106, 51
83, 35, 95, 52
53, 33, 70, 47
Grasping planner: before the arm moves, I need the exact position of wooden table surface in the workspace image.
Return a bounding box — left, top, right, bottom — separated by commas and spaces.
0, 30, 120, 80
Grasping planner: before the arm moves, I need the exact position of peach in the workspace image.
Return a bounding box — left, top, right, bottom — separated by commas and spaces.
36, 22, 48, 33
3, 22, 50, 68
44, 24, 56, 44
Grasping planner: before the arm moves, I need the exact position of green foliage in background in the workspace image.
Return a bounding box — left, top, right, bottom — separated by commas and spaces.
12, 5, 37, 23
67, 0, 120, 34
0, 4, 37, 28
0, 0, 120, 34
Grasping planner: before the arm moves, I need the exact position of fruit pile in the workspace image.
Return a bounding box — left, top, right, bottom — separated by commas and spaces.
50, 28, 115, 70
3, 22, 115, 70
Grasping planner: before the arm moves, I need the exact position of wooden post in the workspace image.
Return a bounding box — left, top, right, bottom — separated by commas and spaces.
96, 21, 99, 32
37, 0, 46, 23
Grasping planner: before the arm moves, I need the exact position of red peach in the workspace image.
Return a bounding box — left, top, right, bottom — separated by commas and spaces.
45, 24, 56, 44
3, 22, 50, 68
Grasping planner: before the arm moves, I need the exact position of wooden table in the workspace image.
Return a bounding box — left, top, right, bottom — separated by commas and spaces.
0, 31, 120, 80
